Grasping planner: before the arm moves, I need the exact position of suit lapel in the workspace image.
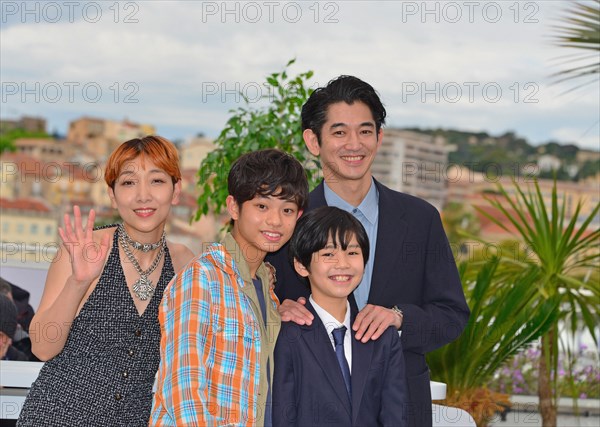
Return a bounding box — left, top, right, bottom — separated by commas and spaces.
309, 181, 327, 210
368, 180, 408, 304
301, 301, 352, 416
350, 306, 374, 424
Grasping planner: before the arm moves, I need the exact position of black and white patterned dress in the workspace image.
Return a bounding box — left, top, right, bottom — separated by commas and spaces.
17, 226, 173, 427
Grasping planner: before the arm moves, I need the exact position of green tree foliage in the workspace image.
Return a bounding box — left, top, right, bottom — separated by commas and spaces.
577, 158, 600, 180
405, 127, 597, 182
479, 179, 600, 427
403, 128, 537, 176
194, 59, 319, 221
0, 129, 50, 155
551, 0, 600, 92
540, 142, 579, 162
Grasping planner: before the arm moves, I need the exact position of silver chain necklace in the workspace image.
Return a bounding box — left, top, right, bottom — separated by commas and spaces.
118, 224, 166, 301
121, 225, 165, 252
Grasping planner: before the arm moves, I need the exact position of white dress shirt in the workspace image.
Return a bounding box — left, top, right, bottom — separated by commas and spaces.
309, 296, 352, 373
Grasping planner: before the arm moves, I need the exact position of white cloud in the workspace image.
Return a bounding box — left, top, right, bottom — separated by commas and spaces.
1, 1, 598, 151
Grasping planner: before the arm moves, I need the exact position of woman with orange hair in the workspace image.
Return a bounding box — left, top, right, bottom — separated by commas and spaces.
18, 136, 194, 426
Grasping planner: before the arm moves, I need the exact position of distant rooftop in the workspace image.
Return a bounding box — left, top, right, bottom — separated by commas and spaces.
0, 197, 52, 213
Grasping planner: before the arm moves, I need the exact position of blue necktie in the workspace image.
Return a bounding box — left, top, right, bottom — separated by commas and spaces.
332, 326, 352, 400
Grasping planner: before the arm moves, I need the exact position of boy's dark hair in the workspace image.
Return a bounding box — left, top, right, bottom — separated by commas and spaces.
0, 277, 12, 297
301, 75, 387, 143
0, 294, 17, 339
289, 206, 369, 276
228, 149, 309, 213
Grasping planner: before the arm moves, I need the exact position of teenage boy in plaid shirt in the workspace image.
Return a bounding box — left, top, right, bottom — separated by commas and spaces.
150, 149, 308, 426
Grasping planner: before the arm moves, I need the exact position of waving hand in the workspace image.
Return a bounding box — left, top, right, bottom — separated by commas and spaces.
58, 206, 110, 287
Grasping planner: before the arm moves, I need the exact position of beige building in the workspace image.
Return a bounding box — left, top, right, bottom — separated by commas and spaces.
0, 156, 19, 200
372, 129, 454, 210
102, 119, 155, 143
52, 163, 99, 206
576, 149, 600, 164
0, 153, 99, 208
0, 153, 52, 200
0, 198, 58, 264
447, 171, 600, 232
68, 117, 115, 160
15, 137, 71, 161
501, 177, 600, 227
445, 166, 486, 204
0, 116, 46, 133
67, 117, 156, 160
89, 165, 112, 209
180, 136, 214, 171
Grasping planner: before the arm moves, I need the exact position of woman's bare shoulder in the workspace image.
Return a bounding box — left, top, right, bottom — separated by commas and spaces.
92, 226, 117, 242
167, 241, 195, 272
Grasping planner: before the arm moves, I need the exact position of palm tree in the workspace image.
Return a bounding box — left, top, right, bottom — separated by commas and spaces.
441, 201, 481, 250
551, 0, 600, 92
479, 179, 600, 427
428, 258, 561, 427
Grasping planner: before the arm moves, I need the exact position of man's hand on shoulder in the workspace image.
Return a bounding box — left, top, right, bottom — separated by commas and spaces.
278, 297, 314, 325
353, 304, 402, 343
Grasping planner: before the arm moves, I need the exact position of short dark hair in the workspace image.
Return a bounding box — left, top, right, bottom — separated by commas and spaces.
289, 206, 369, 274
228, 149, 309, 213
0, 278, 12, 297
0, 294, 17, 339
301, 75, 386, 143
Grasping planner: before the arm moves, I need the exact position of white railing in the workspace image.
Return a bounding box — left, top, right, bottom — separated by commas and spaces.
1, 361, 457, 423
1, 361, 44, 419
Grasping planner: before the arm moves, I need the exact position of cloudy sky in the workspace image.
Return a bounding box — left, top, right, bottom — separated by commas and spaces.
2, 0, 599, 150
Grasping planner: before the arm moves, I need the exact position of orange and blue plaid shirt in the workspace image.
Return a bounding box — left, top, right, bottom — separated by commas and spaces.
150, 234, 280, 426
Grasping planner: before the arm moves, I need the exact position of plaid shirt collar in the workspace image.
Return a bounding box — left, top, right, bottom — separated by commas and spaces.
218, 232, 268, 287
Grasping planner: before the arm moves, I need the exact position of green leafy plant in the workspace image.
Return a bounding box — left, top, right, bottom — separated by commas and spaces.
479, 179, 600, 427
427, 258, 561, 426
194, 59, 319, 221
551, 0, 600, 92
0, 129, 50, 155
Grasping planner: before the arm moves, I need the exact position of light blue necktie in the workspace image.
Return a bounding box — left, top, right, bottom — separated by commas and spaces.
332, 326, 352, 400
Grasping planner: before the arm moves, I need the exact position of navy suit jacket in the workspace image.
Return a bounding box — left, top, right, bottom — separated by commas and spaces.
267, 180, 470, 426
272, 301, 408, 427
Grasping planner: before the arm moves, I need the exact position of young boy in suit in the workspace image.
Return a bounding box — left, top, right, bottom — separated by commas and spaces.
151, 149, 309, 426
272, 206, 408, 427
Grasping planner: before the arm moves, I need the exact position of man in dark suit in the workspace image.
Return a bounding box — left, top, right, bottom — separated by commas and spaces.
273, 206, 408, 426
267, 75, 470, 427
